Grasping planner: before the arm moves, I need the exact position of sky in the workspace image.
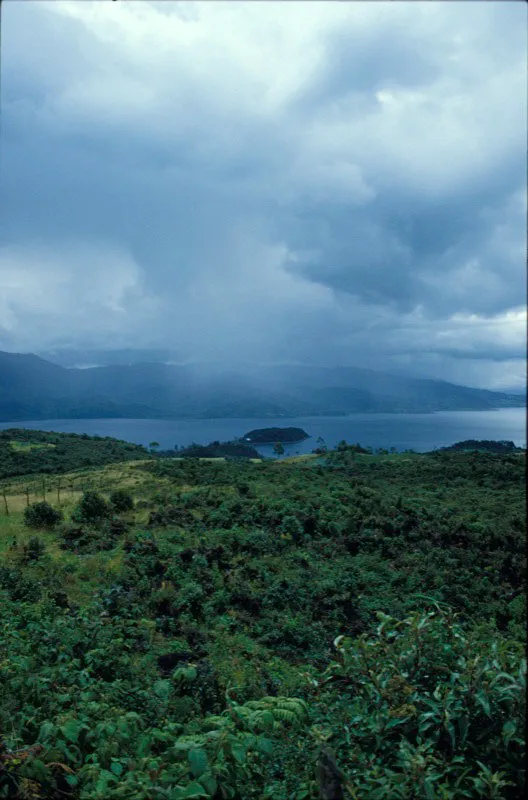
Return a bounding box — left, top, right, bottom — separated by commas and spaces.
0, 0, 526, 391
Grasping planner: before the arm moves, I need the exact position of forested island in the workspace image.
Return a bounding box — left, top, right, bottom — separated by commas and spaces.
241, 427, 310, 443
438, 439, 524, 453
0, 432, 525, 798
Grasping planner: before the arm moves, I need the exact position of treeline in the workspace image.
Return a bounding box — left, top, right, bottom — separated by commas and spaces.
156, 440, 261, 459
438, 439, 524, 453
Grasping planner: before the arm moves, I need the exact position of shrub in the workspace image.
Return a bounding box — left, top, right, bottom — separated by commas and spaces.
0, 567, 42, 602
23, 501, 63, 529
110, 488, 134, 512
106, 516, 130, 537
147, 505, 192, 528
314, 607, 526, 799
278, 514, 304, 543
59, 520, 120, 553
58, 523, 92, 552
22, 536, 46, 562
72, 491, 111, 523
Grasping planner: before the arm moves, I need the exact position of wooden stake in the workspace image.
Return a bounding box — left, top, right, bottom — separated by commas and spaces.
25, 487, 30, 506
2, 491, 8, 516
42, 479, 46, 501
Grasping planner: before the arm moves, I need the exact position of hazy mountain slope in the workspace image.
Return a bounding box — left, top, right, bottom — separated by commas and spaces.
0, 351, 524, 421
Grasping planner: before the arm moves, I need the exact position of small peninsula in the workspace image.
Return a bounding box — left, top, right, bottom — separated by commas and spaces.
241, 426, 310, 444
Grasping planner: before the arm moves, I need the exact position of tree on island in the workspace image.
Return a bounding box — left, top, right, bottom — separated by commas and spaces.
149, 441, 160, 453
273, 442, 285, 457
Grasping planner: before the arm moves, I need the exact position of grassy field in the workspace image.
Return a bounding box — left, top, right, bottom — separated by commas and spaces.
9, 440, 56, 452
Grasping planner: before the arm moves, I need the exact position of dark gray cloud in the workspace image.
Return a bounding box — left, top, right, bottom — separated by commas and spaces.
0, 0, 526, 390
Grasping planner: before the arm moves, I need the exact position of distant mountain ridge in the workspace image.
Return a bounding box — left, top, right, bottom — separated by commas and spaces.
0, 350, 525, 422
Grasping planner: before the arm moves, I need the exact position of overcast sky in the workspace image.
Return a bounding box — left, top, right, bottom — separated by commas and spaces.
1, 0, 526, 390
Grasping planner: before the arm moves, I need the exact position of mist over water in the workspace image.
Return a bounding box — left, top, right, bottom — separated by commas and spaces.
1, 408, 524, 457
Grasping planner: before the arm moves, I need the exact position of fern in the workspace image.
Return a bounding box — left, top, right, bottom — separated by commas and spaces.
228, 696, 308, 732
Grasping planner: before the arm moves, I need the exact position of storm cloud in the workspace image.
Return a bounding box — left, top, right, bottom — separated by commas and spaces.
1, 0, 526, 390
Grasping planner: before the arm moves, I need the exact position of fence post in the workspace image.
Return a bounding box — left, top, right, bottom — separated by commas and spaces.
2, 490, 8, 516
25, 487, 30, 506
57, 479, 61, 506
42, 479, 46, 501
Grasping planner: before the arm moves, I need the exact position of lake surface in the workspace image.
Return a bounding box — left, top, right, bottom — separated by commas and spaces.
1, 408, 525, 457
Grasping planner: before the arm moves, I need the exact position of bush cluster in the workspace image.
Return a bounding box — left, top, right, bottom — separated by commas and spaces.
24, 501, 63, 529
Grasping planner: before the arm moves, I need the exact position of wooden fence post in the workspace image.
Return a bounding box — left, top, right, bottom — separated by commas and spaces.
42, 479, 46, 501
25, 487, 30, 506
2, 490, 8, 516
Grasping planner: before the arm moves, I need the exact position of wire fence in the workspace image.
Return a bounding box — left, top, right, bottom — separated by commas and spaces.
0, 475, 121, 516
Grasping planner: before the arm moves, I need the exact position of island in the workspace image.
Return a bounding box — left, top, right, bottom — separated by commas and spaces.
241, 426, 310, 444
436, 439, 525, 454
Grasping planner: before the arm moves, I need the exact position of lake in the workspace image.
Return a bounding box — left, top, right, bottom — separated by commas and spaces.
0, 408, 525, 457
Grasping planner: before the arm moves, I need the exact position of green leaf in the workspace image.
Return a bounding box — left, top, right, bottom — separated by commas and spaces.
258, 710, 275, 730
136, 734, 152, 757
475, 691, 491, 717
256, 737, 274, 755
423, 777, 436, 800
446, 721, 456, 750
61, 719, 84, 743
153, 679, 172, 701
502, 720, 516, 745
38, 721, 55, 741
111, 760, 124, 776
188, 748, 208, 779
198, 772, 217, 793
229, 741, 246, 765
27, 759, 48, 782
386, 718, 409, 730
173, 782, 209, 799
95, 770, 118, 793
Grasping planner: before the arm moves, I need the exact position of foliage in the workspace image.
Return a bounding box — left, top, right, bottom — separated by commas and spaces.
21, 536, 46, 562
23, 501, 63, 530
72, 492, 112, 523
0, 429, 149, 480
110, 489, 134, 513
311, 606, 525, 799
156, 441, 260, 459
58, 519, 126, 554
0, 440, 525, 798
437, 439, 523, 453
242, 428, 309, 443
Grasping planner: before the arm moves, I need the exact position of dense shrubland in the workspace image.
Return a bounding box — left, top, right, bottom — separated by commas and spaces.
0, 430, 149, 479
156, 442, 261, 460
0, 441, 525, 798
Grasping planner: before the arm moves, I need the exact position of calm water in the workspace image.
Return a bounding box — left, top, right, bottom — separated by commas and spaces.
0, 408, 525, 457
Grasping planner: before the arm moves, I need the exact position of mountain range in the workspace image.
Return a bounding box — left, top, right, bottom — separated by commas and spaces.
0, 350, 525, 421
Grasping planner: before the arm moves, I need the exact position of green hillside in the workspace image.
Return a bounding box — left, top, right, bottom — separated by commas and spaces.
0, 438, 525, 799
0, 429, 149, 480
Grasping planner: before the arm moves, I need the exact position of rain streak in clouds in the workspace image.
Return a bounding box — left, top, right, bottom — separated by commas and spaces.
0, 0, 526, 391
